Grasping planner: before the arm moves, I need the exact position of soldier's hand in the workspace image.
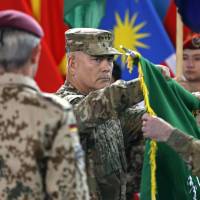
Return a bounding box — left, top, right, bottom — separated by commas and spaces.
141, 113, 174, 142
156, 64, 171, 80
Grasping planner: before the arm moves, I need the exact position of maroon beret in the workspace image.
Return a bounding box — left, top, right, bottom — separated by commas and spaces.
183, 34, 200, 49
0, 9, 44, 38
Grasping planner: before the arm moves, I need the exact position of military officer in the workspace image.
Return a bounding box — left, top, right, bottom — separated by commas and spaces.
57, 28, 145, 200
0, 10, 89, 200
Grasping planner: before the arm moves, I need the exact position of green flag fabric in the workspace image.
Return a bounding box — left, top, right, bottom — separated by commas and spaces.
138, 56, 200, 200
64, 0, 105, 27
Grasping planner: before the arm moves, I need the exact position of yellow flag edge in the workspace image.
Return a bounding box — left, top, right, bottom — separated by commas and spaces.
137, 56, 157, 200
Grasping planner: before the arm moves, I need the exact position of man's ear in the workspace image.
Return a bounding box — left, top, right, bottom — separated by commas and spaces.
68, 54, 76, 76
27, 43, 41, 77
31, 43, 41, 65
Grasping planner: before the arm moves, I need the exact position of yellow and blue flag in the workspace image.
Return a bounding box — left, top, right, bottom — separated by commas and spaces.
64, 0, 176, 80
99, 0, 175, 80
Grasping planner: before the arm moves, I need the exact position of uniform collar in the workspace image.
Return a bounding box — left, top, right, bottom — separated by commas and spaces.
64, 81, 86, 96
0, 73, 40, 92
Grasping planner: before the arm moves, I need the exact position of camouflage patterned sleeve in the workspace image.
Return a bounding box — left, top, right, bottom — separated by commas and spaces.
167, 129, 200, 176
120, 106, 145, 143
46, 109, 89, 200
120, 106, 146, 195
74, 79, 143, 131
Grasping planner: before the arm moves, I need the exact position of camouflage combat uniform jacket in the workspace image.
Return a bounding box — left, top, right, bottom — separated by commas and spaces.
167, 129, 200, 177
0, 73, 89, 200
57, 79, 145, 200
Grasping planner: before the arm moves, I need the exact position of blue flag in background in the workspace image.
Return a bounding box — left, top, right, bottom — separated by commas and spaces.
175, 0, 200, 33
99, 0, 175, 80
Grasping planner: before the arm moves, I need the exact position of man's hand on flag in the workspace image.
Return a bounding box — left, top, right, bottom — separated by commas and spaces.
156, 64, 171, 80
141, 113, 174, 142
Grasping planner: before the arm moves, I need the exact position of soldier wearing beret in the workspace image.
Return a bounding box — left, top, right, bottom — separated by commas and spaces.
142, 113, 200, 177
56, 28, 145, 200
0, 10, 89, 200
175, 34, 200, 125
177, 34, 200, 93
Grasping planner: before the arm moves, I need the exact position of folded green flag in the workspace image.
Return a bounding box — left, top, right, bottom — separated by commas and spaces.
138, 56, 200, 200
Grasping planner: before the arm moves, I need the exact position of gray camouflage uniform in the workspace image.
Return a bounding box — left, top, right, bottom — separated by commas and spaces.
0, 73, 89, 200
57, 78, 145, 200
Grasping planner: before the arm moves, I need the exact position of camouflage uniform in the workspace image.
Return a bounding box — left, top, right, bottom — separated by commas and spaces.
167, 129, 200, 177
0, 73, 89, 200
57, 78, 145, 200
125, 133, 145, 199
175, 74, 200, 93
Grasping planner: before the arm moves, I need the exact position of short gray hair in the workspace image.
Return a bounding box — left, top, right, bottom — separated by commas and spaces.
0, 28, 40, 71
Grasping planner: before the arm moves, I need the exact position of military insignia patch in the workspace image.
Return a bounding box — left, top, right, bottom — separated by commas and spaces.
69, 124, 78, 133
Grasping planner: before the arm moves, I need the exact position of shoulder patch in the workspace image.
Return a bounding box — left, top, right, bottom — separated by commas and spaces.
69, 123, 78, 133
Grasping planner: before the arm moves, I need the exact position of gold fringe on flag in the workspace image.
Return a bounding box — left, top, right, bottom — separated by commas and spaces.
138, 57, 157, 200
126, 49, 158, 200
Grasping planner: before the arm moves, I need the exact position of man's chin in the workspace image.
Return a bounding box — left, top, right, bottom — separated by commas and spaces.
184, 73, 196, 81
96, 82, 110, 89
186, 77, 200, 82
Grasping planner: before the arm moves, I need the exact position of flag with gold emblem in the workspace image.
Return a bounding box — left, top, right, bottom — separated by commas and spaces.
99, 0, 175, 79
64, 0, 176, 79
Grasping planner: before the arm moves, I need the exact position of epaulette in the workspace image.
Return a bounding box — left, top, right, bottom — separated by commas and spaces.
39, 92, 72, 111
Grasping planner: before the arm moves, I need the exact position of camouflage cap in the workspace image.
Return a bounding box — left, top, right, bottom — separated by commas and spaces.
65, 28, 121, 55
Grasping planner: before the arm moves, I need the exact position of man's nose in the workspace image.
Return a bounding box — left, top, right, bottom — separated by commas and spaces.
186, 58, 194, 68
100, 59, 113, 72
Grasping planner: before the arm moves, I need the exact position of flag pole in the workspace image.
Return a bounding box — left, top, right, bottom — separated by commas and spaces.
176, 8, 183, 78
